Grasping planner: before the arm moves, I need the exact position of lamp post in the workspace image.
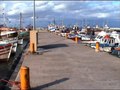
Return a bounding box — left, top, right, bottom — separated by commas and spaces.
33, 0, 36, 30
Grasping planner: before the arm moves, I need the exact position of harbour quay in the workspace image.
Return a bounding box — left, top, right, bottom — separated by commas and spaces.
12, 30, 120, 90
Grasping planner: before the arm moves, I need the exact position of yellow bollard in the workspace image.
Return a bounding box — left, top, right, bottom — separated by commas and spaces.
75, 37, 79, 43
20, 66, 30, 90
95, 42, 100, 52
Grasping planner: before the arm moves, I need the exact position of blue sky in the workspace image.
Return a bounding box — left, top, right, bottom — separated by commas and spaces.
0, 1, 120, 27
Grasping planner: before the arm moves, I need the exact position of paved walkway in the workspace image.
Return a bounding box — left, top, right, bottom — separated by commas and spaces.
16, 31, 120, 89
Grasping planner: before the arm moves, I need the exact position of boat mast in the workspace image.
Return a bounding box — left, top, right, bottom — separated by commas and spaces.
2, 8, 6, 27
62, 19, 64, 26
53, 18, 56, 25
61, 18, 64, 29
83, 19, 85, 28
20, 12, 22, 30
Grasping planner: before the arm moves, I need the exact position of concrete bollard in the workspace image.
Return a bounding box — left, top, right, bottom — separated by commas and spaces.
95, 42, 100, 52
75, 37, 79, 43
20, 66, 30, 90
29, 31, 38, 53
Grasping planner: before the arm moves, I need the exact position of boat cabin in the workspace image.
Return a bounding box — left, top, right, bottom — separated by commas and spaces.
0, 31, 18, 40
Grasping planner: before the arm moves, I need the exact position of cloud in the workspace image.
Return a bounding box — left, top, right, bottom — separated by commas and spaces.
0, 3, 6, 16
89, 13, 110, 18
53, 4, 67, 12
0, 3, 6, 9
7, 2, 29, 15
0, 1, 120, 27
36, 2, 54, 11
7, 10, 19, 16
35, 1, 48, 6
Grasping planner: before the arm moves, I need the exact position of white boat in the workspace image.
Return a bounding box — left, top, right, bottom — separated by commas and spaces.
78, 34, 91, 41
0, 30, 18, 53
85, 31, 116, 52
48, 24, 57, 32
0, 40, 12, 61
94, 31, 110, 42
18, 38, 23, 45
111, 43, 120, 57
68, 34, 76, 39
110, 31, 120, 44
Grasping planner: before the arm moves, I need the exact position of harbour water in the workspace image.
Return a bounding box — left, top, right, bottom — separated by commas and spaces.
0, 39, 29, 88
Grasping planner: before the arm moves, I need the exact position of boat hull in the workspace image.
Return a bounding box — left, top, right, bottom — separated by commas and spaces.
18, 38, 23, 45
0, 44, 12, 61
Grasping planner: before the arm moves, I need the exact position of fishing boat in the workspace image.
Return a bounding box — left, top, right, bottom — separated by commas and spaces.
0, 40, 12, 61
48, 24, 57, 32
60, 28, 70, 37
19, 30, 29, 38
18, 38, 23, 45
0, 30, 18, 53
85, 31, 116, 52
111, 43, 120, 57
68, 34, 76, 39
91, 35, 115, 48
18, 30, 29, 45
78, 34, 91, 41
110, 31, 120, 44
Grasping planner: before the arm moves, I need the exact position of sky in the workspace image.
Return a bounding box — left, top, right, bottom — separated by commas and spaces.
0, 1, 120, 28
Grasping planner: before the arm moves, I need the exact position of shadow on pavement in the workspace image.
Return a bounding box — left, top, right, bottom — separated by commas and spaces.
38, 44, 68, 50
31, 78, 69, 90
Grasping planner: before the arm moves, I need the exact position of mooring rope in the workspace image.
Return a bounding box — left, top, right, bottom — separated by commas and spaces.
0, 79, 20, 89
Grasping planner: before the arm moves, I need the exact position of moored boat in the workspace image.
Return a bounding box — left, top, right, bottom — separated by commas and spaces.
18, 38, 23, 45
0, 41, 12, 61
111, 43, 120, 57
0, 30, 18, 53
84, 31, 116, 52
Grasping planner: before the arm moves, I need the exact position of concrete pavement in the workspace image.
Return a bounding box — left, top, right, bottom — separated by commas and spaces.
14, 31, 120, 89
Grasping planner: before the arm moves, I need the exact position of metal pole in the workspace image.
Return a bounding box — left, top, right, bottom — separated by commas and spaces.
33, 0, 35, 30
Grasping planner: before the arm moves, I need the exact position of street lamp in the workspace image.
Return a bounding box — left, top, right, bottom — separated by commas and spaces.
33, 0, 36, 30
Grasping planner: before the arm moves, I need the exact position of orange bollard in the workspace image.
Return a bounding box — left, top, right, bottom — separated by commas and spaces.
75, 37, 79, 43
29, 43, 35, 53
20, 66, 30, 90
95, 42, 100, 52
32, 43, 35, 53
65, 33, 68, 39
72, 38, 75, 41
